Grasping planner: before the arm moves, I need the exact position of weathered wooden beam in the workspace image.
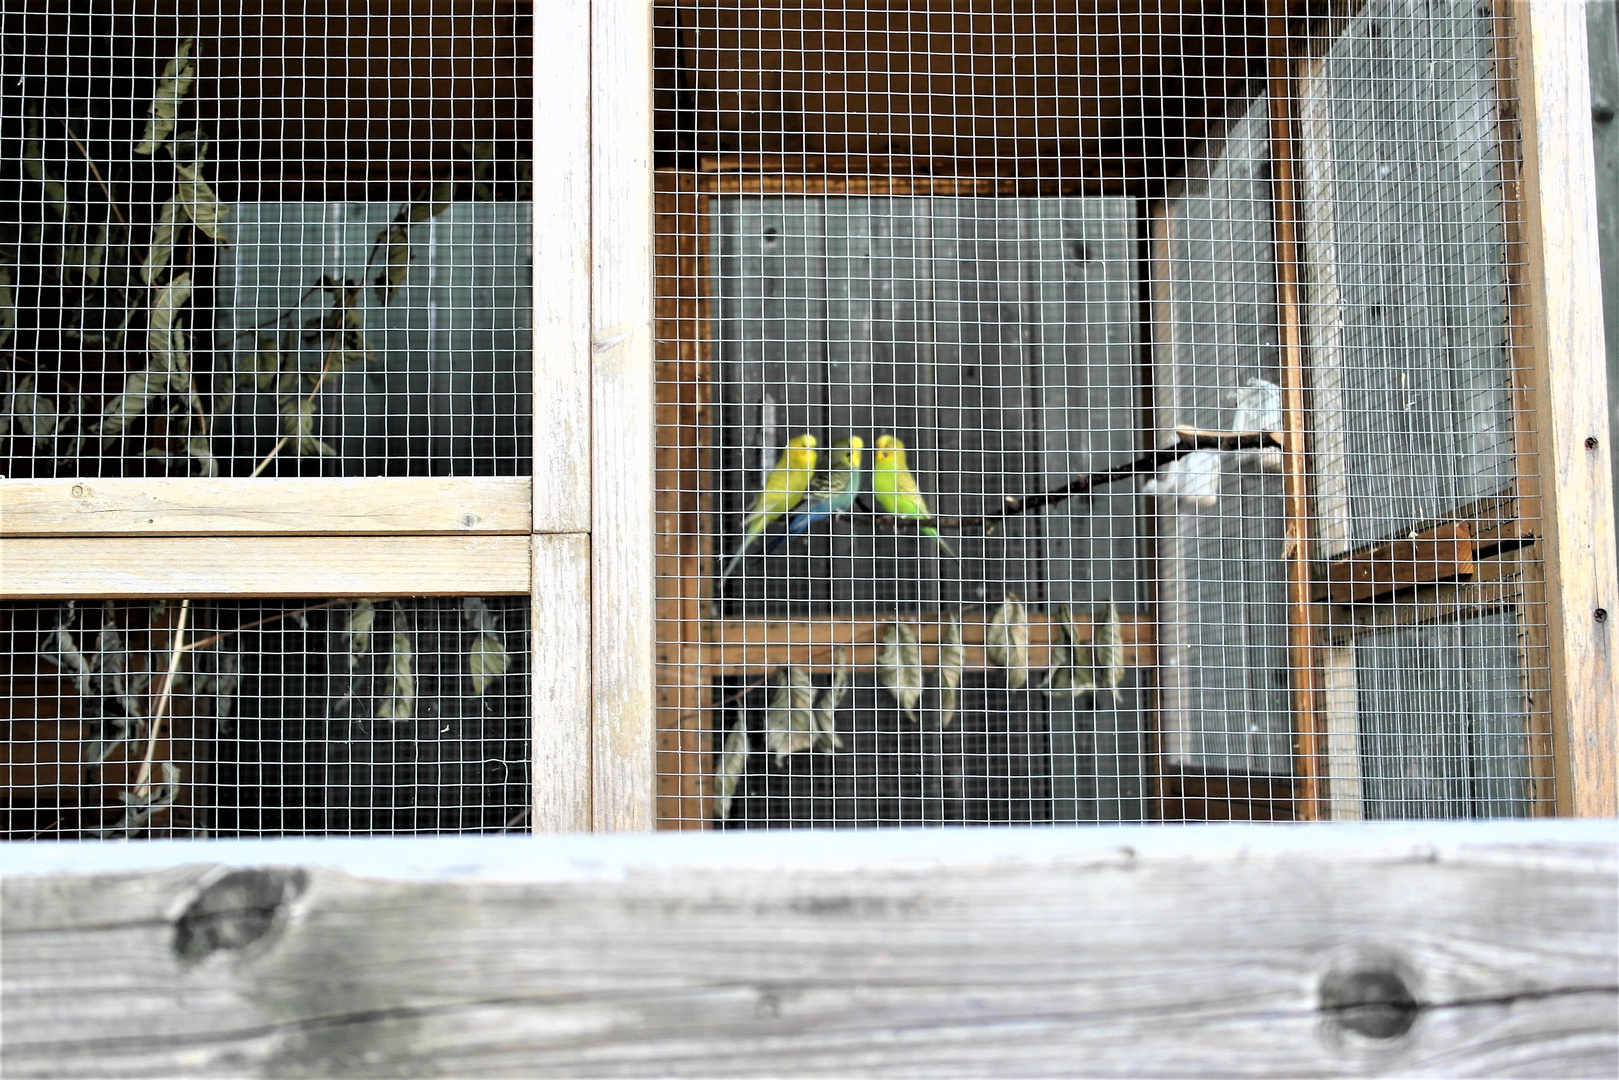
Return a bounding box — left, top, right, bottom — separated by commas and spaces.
1, 822, 1613, 1078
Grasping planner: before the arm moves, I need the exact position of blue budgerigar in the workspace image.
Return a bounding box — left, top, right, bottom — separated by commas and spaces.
768, 436, 864, 551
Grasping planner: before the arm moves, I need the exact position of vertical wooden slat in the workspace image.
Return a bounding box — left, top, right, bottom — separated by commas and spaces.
532, 535, 592, 832
529, 0, 594, 832
532, 0, 593, 533
1510, 0, 1619, 816
1489, 0, 1557, 815
591, 0, 657, 832
1268, 4, 1325, 821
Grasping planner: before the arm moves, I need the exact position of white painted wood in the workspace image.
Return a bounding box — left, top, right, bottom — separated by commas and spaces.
0, 536, 532, 597
531, 0, 593, 534
532, 533, 592, 832
1, 822, 1612, 1078
1516, 0, 1619, 815
589, 0, 656, 832
0, 478, 531, 535
1323, 644, 1365, 821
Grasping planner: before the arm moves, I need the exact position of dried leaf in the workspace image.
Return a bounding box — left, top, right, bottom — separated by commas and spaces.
468, 632, 508, 695
1041, 606, 1095, 700
0, 262, 15, 348
876, 623, 924, 722
1094, 603, 1125, 705
763, 667, 818, 764
135, 39, 197, 155
185, 434, 218, 477
141, 200, 182, 284
342, 600, 375, 670
99, 369, 173, 437
812, 648, 849, 751
712, 716, 751, 821
938, 612, 964, 728
986, 597, 1030, 690
375, 631, 415, 721
23, 112, 67, 219
280, 397, 335, 457
406, 181, 454, 223
178, 176, 229, 241
94, 762, 181, 838
12, 376, 59, 446
148, 272, 193, 374
374, 222, 411, 305
462, 597, 495, 632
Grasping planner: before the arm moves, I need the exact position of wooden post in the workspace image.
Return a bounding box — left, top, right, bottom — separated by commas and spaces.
1511, 0, 1619, 816
591, 0, 657, 831
1268, 3, 1325, 821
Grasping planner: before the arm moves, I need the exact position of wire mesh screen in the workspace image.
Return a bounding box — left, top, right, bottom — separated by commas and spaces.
1, 597, 531, 839
0, 2, 533, 478
653, 1, 1550, 828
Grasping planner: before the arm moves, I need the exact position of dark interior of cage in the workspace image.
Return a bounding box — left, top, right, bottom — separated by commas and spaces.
0, 599, 532, 839
0, 2, 534, 481
662, 1, 1537, 826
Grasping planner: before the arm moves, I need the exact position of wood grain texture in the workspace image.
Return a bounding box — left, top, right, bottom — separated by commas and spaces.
0, 536, 532, 598
531, 0, 593, 533
0, 822, 1613, 1078
1514, 0, 1619, 815
532, 534, 592, 833
592, 0, 656, 832
0, 478, 531, 536
1324, 523, 1477, 604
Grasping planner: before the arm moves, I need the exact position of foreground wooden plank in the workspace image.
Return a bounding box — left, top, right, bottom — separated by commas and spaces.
0, 478, 533, 536
0, 536, 532, 597
1, 822, 1613, 1078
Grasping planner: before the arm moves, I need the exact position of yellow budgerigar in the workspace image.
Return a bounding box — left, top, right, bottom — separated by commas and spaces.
718, 434, 818, 583
872, 434, 956, 557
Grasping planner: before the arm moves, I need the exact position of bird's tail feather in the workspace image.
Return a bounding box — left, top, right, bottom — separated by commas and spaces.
922, 526, 957, 559
717, 533, 758, 584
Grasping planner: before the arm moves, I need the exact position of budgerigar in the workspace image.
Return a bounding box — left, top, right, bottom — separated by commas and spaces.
872, 434, 956, 558
769, 436, 863, 550
718, 434, 818, 582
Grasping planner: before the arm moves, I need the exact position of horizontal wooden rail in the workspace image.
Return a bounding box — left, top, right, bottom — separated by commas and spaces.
0, 477, 533, 536
0, 536, 533, 597
1, 822, 1612, 1077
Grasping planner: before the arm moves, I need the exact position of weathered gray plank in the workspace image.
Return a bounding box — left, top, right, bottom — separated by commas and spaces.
1, 823, 1614, 1078
1152, 92, 1293, 779
1300, 0, 1515, 556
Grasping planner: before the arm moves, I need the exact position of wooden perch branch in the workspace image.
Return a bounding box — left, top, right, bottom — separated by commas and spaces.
862, 428, 1278, 534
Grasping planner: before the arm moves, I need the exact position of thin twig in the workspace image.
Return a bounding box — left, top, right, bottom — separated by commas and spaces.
182, 598, 350, 652
248, 328, 345, 477
132, 598, 189, 798
54, 113, 127, 225
502, 806, 530, 830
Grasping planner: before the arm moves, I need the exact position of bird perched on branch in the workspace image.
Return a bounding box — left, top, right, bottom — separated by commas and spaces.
872, 434, 956, 558
718, 433, 818, 583
770, 436, 863, 550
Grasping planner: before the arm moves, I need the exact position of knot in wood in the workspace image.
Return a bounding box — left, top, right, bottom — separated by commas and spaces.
173, 869, 304, 964
1319, 967, 1420, 1040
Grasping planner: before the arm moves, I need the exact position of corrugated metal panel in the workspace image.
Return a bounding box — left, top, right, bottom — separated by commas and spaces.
216, 202, 534, 477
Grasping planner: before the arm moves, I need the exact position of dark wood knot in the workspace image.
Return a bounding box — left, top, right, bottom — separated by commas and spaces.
1320, 967, 1420, 1040
174, 869, 305, 964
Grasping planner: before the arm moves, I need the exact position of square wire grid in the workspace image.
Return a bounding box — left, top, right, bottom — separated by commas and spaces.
0, 2, 533, 479
651, 0, 1548, 830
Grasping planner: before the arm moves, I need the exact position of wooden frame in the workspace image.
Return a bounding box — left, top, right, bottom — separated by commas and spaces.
652, 1, 1617, 828
0, 0, 658, 834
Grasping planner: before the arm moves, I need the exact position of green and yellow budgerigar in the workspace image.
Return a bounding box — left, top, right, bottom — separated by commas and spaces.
718, 433, 818, 583
872, 434, 956, 558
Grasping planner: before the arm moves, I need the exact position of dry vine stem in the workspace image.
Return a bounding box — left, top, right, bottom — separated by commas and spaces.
132, 598, 189, 799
